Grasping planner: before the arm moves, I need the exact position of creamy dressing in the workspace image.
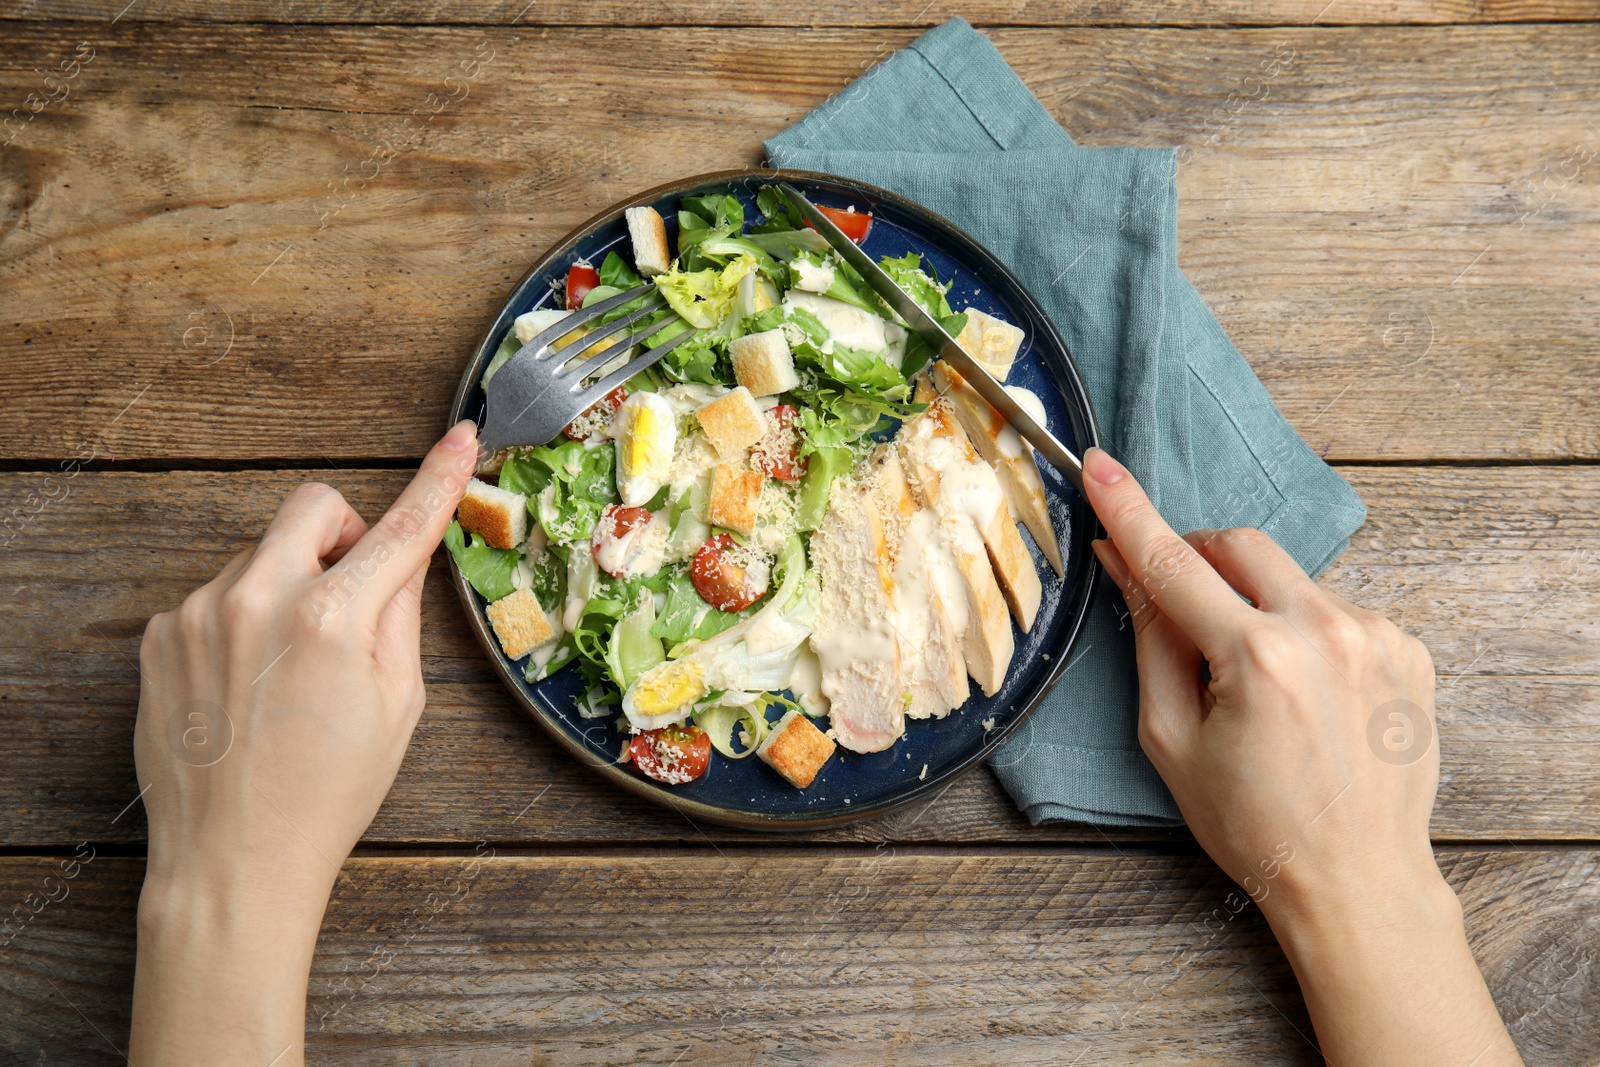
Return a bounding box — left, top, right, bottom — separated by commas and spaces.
811, 614, 898, 683
792, 256, 837, 294
659, 382, 728, 418
781, 290, 907, 357
594, 509, 668, 578
996, 386, 1047, 461
893, 508, 970, 637
563, 548, 597, 633
789, 646, 828, 717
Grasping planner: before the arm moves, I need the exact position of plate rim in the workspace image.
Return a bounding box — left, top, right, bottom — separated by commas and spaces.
446, 166, 1103, 831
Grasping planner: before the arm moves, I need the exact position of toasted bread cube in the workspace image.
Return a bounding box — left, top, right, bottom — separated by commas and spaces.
457, 477, 528, 550
706, 463, 763, 534
696, 386, 767, 459
955, 308, 1025, 381
729, 329, 800, 397
757, 708, 836, 788
625, 206, 670, 277
485, 587, 556, 660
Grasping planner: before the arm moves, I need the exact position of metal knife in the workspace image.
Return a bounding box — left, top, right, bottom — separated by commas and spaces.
778, 183, 1085, 493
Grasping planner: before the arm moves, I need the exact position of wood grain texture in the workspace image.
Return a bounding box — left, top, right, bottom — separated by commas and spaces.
1, 25, 1596, 462
1, 849, 1594, 1064
6, 0, 1599, 25
1, 465, 1595, 845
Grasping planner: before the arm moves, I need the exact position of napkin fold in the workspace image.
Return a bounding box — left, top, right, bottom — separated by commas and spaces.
766, 19, 1367, 826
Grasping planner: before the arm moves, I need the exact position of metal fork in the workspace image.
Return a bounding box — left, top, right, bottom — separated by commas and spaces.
476, 283, 700, 458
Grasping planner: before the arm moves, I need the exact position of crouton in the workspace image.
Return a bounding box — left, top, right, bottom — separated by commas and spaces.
729, 329, 800, 396
485, 587, 556, 660
457, 477, 528, 550
625, 206, 670, 277
955, 308, 1025, 381
695, 386, 767, 459
757, 708, 836, 788
706, 463, 763, 535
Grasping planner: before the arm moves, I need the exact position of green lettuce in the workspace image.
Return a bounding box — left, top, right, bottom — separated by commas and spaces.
444, 521, 519, 602
752, 185, 802, 232
599, 250, 643, 289
652, 569, 754, 646
500, 439, 616, 544
654, 255, 757, 329
879, 252, 954, 318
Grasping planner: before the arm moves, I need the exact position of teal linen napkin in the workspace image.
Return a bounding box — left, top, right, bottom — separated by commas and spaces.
766, 19, 1367, 827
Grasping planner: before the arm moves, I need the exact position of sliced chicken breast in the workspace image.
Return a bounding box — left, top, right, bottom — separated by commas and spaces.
897, 404, 1018, 697
808, 475, 907, 753
931, 361, 1065, 577
901, 397, 1042, 632
864, 447, 970, 719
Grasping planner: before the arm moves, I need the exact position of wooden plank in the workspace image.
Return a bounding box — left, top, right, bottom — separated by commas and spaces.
0, 465, 1595, 846
0, 849, 1592, 1063
6, 0, 1598, 26
0, 25, 1595, 462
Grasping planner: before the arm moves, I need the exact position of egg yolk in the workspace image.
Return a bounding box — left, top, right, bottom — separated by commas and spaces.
633, 660, 707, 716
625, 405, 664, 475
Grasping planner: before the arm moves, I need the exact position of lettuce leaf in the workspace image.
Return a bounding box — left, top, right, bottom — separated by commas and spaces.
599, 250, 643, 289
510, 439, 616, 544
444, 521, 519, 602
654, 255, 759, 329
879, 252, 954, 318
795, 445, 851, 531
900, 310, 969, 379
746, 228, 829, 261
482, 329, 522, 386
652, 569, 753, 645
752, 185, 803, 232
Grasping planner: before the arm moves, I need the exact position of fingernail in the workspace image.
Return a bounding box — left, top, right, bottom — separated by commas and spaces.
1084, 447, 1125, 485
442, 419, 477, 452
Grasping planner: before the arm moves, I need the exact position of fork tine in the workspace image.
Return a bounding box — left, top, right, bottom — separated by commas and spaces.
575, 328, 703, 406
519, 282, 656, 360
552, 294, 667, 372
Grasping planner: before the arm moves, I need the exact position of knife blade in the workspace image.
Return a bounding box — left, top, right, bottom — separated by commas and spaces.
778, 183, 1085, 493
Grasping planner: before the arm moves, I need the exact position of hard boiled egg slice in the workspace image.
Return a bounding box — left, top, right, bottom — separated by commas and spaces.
613, 391, 677, 507
513, 308, 572, 346
622, 658, 707, 732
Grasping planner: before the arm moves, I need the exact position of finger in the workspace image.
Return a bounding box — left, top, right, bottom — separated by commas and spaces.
1082, 448, 1254, 654
374, 560, 427, 690
1095, 540, 1203, 763
329, 420, 478, 619
1183, 528, 1318, 614
256, 482, 368, 575
212, 546, 257, 589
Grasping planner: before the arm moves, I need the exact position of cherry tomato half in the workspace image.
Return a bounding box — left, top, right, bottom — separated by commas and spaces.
563, 385, 628, 441
805, 204, 873, 243
565, 262, 601, 310
691, 533, 767, 612
751, 403, 806, 483
592, 504, 654, 578
629, 724, 712, 785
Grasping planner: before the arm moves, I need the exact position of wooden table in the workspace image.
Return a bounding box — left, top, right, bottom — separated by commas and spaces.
2, 1, 1597, 1061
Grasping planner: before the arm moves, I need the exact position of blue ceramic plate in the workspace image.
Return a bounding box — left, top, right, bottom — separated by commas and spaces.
448, 169, 1100, 830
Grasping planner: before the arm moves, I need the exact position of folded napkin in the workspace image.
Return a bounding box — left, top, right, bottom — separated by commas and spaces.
766, 19, 1367, 826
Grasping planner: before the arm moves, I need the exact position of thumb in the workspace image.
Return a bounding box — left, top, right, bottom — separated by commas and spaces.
1094, 539, 1204, 769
